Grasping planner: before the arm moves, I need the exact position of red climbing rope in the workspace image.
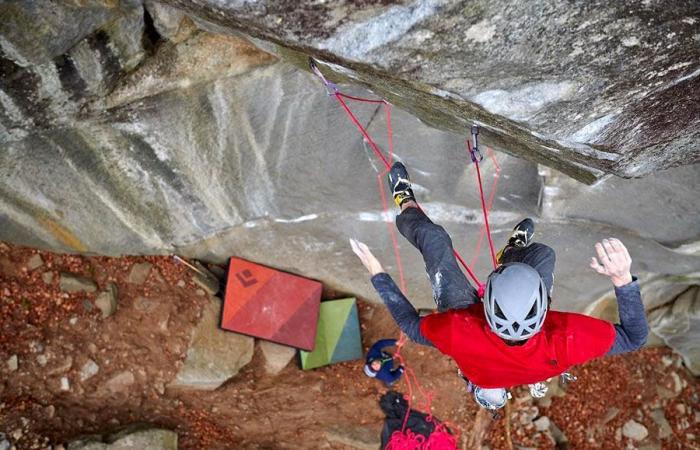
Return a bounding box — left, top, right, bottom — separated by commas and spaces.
329, 83, 483, 288
388, 336, 459, 449
468, 139, 499, 269
309, 59, 503, 447
470, 147, 501, 268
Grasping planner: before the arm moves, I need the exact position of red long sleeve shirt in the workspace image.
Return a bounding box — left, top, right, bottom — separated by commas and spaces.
420, 303, 616, 388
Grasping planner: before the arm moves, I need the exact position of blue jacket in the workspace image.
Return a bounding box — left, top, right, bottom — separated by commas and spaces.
364, 339, 404, 385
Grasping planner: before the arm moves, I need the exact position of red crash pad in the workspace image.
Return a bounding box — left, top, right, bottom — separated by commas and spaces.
221, 257, 322, 351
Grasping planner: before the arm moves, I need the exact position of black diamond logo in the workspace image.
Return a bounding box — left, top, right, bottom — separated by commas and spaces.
236, 269, 257, 287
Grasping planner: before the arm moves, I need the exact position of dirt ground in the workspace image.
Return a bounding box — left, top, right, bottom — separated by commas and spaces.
0, 242, 698, 449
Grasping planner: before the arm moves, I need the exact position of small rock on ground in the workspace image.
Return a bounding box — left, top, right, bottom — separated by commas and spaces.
104, 371, 135, 393
550, 420, 568, 445
46, 355, 73, 375
60, 273, 97, 293
622, 420, 649, 441
80, 359, 100, 381
26, 254, 43, 270
7, 355, 18, 371
603, 407, 620, 424
95, 283, 118, 318
134, 296, 156, 312
650, 408, 673, 439
669, 372, 682, 394
127, 262, 152, 284
259, 340, 296, 375
42, 271, 54, 284
534, 416, 550, 432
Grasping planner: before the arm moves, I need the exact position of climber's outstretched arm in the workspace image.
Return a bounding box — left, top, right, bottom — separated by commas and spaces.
590, 238, 648, 355
607, 277, 647, 355
371, 273, 433, 346
350, 239, 433, 346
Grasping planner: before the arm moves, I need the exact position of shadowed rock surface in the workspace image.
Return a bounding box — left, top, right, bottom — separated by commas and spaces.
162, 0, 700, 182
649, 284, 700, 375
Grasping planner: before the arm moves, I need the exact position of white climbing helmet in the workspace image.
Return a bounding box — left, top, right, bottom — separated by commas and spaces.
484, 263, 548, 341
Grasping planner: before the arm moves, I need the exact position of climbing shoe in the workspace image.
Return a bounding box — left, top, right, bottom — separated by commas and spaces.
387, 161, 415, 207
496, 218, 535, 263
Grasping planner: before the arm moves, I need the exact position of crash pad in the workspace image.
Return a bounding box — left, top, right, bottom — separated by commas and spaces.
221, 257, 321, 351
300, 298, 362, 370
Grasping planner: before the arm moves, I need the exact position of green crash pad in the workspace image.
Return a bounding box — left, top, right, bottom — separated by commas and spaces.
300, 298, 362, 370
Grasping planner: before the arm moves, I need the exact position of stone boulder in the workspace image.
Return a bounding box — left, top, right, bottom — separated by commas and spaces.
95, 283, 118, 318
144, 1, 197, 43
26, 254, 43, 270
103, 371, 135, 394
259, 340, 297, 376
622, 420, 648, 441
649, 284, 700, 375
126, 263, 152, 285
169, 297, 254, 390
60, 274, 97, 293
6, 355, 18, 372
68, 428, 177, 450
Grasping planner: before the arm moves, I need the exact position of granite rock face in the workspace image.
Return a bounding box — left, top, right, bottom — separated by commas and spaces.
0, 1, 147, 141
649, 284, 700, 375
164, 0, 700, 182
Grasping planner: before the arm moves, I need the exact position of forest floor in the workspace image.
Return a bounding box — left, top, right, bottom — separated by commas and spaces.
0, 242, 698, 449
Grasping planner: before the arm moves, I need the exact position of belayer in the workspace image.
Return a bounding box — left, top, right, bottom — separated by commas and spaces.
350, 161, 648, 411
363, 338, 405, 386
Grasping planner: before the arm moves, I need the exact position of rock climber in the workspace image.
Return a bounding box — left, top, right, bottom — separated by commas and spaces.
350, 161, 648, 411
363, 338, 405, 386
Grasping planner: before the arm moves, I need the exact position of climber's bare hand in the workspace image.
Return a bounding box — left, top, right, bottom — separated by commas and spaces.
590, 238, 633, 287
349, 238, 384, 276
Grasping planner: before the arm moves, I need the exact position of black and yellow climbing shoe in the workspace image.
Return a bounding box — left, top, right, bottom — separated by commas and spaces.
496, 218, 535, 263
387, 161, 415, 208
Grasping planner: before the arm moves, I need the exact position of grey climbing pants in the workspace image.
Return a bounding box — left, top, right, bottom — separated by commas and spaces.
396, 207, 555, 312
